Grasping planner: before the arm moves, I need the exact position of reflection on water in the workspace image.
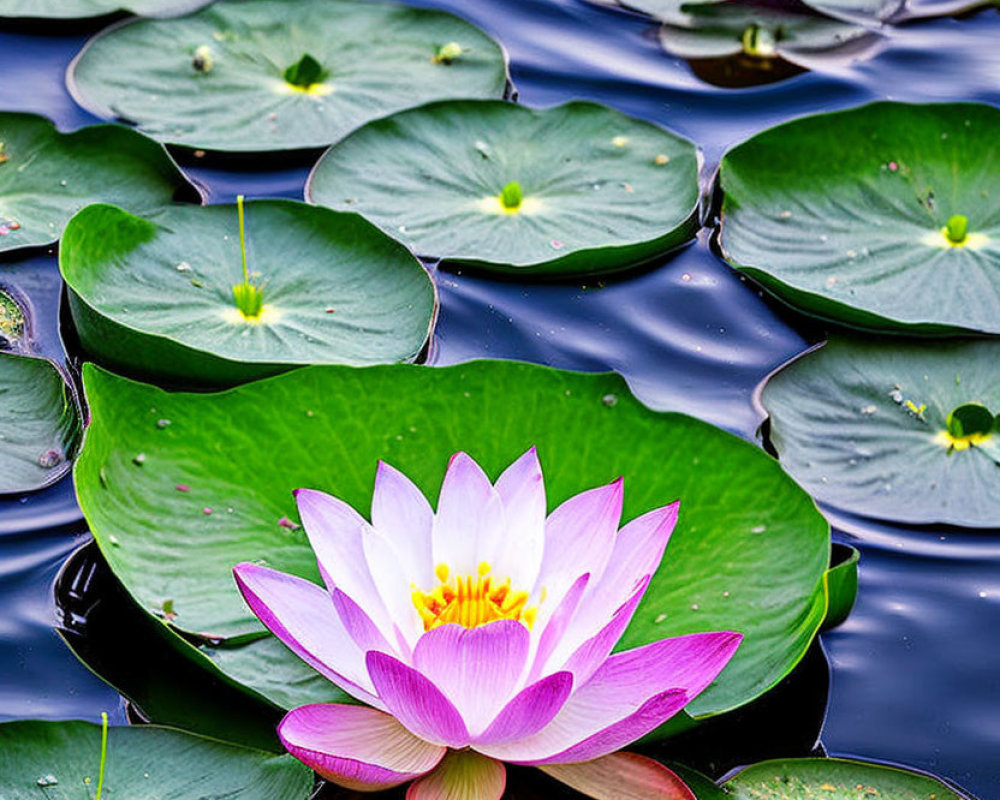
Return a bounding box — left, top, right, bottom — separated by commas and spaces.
0, 0, 999, 796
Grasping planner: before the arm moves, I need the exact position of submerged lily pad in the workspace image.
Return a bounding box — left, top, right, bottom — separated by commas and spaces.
0, 720, 312, 800
0, 113, 193, 254
0, 0, 210, 20
723, 757, 968, 800
60, 201, 436, 386
76, 360, 832, 728
621, 0, 880, 86
67, 0, 509, 152
0, 352, 81, 494
308, 100, 700, 276
761, 336, 1000, 527
719, 101, 1000, 335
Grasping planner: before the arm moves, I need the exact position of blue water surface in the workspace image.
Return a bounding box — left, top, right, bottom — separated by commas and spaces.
1, 1, 999, 796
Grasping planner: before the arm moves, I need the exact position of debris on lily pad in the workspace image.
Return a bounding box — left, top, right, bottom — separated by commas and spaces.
0, 352, 82, 495
0, 112, 193, 255
719, 101, 1000, 335
308, 99, 701, 276
723, 756, 969, 799
59, 199, 437, 386
67, 0, 509, 152
0, 288, 27, 351
619, 0, 881, 87
761, 335, 1000, 527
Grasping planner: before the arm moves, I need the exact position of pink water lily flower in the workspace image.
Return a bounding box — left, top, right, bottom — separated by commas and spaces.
234, 448, 741, 800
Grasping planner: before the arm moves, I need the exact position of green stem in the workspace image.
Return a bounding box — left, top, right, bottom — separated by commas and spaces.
95, 712, 108, 800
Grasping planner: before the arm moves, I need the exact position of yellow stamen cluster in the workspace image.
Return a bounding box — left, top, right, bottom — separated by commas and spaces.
412, 562, 536, 631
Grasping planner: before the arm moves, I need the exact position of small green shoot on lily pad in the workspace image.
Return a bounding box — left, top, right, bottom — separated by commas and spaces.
741, 23, 778, 57
433, 42, 464, 64
500, 181, 523, 212
95, 712, 108, 800
283, 54, 325, 88
946, 214, 969, 245
232, 195, 265, 321
943, 402, 996, 451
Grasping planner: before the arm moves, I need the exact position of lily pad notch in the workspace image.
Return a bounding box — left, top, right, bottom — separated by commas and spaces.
60, 199, 438, 386
308, 99, 702, 277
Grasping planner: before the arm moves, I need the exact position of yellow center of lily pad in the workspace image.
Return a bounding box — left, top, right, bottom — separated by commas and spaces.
276, 80, 333, 96
476, 183, 542, 217
412, 562, 536, 631
222, 303, 282, 325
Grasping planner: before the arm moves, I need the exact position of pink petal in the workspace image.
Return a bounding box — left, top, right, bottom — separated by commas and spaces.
331, 588, 396, 657
527, 572, 590, 684
407, 750, 505, 800
295, 489, 393, 635
433, 452, 505, 575
233, 563, 382, 708
366, 651, 470, 747
556, 576, 651, 686
412, 620, 529, 735
278, 704, 445, 792
534, 478, 623, 603
474, 671, 573, 745
372, 460, 435, 588
479, 630, 741, 765
540, 752, 696, 800
491, 447, 546, 589
362, 527, 425, 647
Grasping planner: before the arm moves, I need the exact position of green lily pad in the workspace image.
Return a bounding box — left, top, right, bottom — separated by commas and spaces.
0, 720, 312, 800
59, 201, 436, 387
67, 0, 509, 152
719, 101, 1000, 335
76, 360, 831, 726
723, 757, 968, 800
760, 335, 1000, 527
307, 100, 701, 276
0, 0, 210, 20
821, 543, 858, 631
627, 0, 879, 70
802, 0, 998, 23
0, 113, 193, 254
0, 352, 81, 494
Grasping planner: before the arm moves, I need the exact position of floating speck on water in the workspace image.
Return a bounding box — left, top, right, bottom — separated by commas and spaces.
203, 507, 213, 515
979, 591, 988, 598
826, 276, 838, 288
59, 180, 67, 187
305, 410, 315, 418
654, 154, 669, 165
690, 603, 700, 611
889, 389, 904, 404
325, 306, 336, 313
194, 150, 206, 158
654, 613, 667, 623
752, 524, 767, 534
779, 210, 792, 219
132, 453, 146, 466
622, 183, 634, 193
550, 240, 564, 249
227, 507, 234, 513
888, 161, 899, 172
611, 135, 628, 148
846, 249, 857, 258
398, 225, 408, 233
723, 591, 730, 598
175, 483, 190, 492
819, 234, 829, 242
278, 516, 300, 530
175, 261, 192, 273
681, 273, 691, 282
861, 405, 877, 415
37, 448, 63, 469
474, 140, 491, 159
601, 393, 618, 407
157, 419, 171, 428
37, 775, 58, 787
109, 535, 120, 547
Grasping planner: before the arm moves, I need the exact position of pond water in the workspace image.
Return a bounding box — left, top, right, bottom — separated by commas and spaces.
1, 1, 999, 796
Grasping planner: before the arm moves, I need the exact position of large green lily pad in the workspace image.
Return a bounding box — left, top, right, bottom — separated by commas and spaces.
0, 113, 193, 254
0, 352, 81, 494
67, 0, 508, 152
761, 335, 1000, 527
0, 0, 210, 20
60, 201, 436, 387
0, 720, 312, 800
802, 0, 998, 23
624, 0, 879, 77
76, 360, 831, 725
719, 102, 1000, 335
308, 100, 700, 276
723, 757, 968, 800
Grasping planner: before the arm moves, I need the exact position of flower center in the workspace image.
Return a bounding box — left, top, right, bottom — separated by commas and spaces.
412, 563, 536, 631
